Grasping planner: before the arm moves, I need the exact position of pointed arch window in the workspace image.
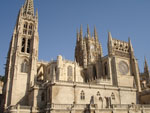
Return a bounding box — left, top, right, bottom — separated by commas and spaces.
93, 65, 97, 79
99, 97, 103, 101
21, 60, 28, 73
67, 66, 73, 82
80, 90, 85, 100
21, 38, 26, 52
104, 62, 108, 76
24, 22, 28, 29
27, 39, 31, 53
29, 24, 33, 30
41, 92, 45, 101
23, 29, 27, 34
28, 30, 32, 35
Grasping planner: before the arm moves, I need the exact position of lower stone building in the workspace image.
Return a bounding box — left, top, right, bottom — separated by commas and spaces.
1, 0, 150, 113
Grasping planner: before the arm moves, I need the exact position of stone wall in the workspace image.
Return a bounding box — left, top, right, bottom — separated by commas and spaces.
50, 81, 137, 106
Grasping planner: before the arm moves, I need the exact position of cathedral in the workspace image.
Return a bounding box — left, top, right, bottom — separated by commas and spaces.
1, 0, 150, 113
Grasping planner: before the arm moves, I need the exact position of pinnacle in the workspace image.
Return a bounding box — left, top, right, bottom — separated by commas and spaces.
80, 24, 83, 38
94, 26, 98, 39
144, 56, 148, 68
128, 37, 134, 52
87, 24, 90, 38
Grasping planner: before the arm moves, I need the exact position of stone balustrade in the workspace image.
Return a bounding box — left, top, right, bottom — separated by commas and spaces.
4, 104, 150, 113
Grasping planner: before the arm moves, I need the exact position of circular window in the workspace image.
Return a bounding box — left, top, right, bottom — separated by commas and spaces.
118, 61, 129, 75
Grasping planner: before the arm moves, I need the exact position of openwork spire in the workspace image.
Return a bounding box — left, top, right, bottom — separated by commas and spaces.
23, 0, 34, 16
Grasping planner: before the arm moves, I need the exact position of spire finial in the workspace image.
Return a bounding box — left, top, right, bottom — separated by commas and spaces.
108, 32, 112, 42
128, 37, 134, 52
94, 26, 98, 40
145, 56, 147, 62
76, 28, 79, 41
80, 24, 83, 39
144, 56, 148, 68
108, 32, 113, 56
87, 24, 90, 38
23, 0, 34, 16
144, 56, 149, 74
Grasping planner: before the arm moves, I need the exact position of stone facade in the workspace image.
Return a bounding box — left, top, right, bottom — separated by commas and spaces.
1, 0, 150, 113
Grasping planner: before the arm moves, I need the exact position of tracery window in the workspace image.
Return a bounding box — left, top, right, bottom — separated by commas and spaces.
80, 90, 85, 100
111, 93, 115, 100
67, 66, 73, 81
97, 91, 100, 96
21, 38, 26, 52
21, 60, 28, 73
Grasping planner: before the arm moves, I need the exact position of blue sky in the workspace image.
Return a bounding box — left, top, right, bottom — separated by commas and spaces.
0, 0, 150, 75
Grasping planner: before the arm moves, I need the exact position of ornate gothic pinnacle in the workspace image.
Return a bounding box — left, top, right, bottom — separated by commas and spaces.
128, 37, 134, 52
80, 24, 83, 39
87, 24, 90, 38
76, 28, 79, 41
108, 32, 113, 56
94, 26, 98, 41
144, 56, 149, 72
108, 32, 112, 41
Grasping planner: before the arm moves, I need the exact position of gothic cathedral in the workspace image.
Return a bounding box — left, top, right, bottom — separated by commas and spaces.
1, 0, 150, 113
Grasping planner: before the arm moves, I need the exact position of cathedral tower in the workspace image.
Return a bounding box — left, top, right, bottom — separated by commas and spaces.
75, 25, 103, 81
3, 0, 39, 107
75, 25, 103, 68
107, 32, 141, 92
